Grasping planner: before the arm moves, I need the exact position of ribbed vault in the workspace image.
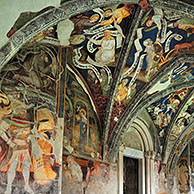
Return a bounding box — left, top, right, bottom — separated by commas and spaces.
0, 1, 194, 192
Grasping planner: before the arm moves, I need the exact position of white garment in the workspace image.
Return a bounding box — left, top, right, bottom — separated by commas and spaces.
68, 162, 83, 182
152, 8, 163, 31
90, 38, 115, 65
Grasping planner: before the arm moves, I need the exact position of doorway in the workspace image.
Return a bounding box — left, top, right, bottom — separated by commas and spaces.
123, 157, 139, 194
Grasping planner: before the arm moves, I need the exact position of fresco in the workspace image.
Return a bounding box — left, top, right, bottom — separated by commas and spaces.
167, 95, 194, 148
166, 146, 191, 194
62, 155, 117, 194
69, 4, 134, 66
108, 78, 145, 136
64, 69, 101, 159
122, 7, 194, 87
147, 62, 194, 95
0, 44, 58, 96
118, 6, 194, 97
6, 6, 55, 38
161, 94, 194, 163
65, 4, 135, 123
0, 44, 63, 193
112, 6, 194, 116
2, 1, 194, 193
153, 161, 167, 194
108, 6, 194, 136
147, 88, 189, 148
177, 158, 190, 193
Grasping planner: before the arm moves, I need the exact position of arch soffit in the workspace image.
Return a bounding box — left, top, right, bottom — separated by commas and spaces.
0, 0, 194, 73
107, 54, 194, 162
107, 79, 194, 162
132, 117, 154, 152
162, 88, 194, 163
0, 0, 140, 69
167, 122, 194, 175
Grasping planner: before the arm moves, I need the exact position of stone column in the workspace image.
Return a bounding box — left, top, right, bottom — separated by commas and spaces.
144, 151, 158, 194
118, 146, 124, 194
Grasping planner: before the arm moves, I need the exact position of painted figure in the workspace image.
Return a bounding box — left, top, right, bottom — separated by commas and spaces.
67, 156, 83, 182
88, 30, 115, 65
32, 108, 57, 186
13, 51, 56, 93
99, 69, 109, 96
77, 108, 88, 152
25, 27, 54, 45
65, 156, 83, 194
100, 4, 134, 26
0, 104, 34, 194
86, 70, 102, 97
171, 117, 188, 136
86, 118, 97, 155
165, 98, 180, 114
146, 8, 163, 39
143, 38, 154, 79
124, 82, 137, 104
178, 159, 190, 193
85, 161, 100, 194
77, 109, 96, 155
115, 78, 129, 104
173, 18, 194, 37
70, 14, 99, 36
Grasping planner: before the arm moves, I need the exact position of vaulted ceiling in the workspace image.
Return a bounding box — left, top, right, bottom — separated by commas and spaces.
0, 0, 194, 176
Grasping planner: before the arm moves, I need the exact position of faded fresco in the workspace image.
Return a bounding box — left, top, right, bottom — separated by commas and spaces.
0, 44, 58, 96
153, 161, 167, 194
147, 88, 189, 149
64, 69, 101, 159
62, 155, 117, 194
123, 7, 194, 86
65, 4, 135, 124
109, 5, 194, 136
6, 7, 55, 38
0, 44, 62, 193
166, 95, 194, 154
177, 158, 190, 193
166, 146, 191, 194
1, 0, 194, 193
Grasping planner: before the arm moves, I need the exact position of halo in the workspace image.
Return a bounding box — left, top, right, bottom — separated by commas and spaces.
146, 20, 153, 27
80, 108, 86, 116
67, 155, 74, 162
104, 9, 112, 17
90, 14, 99, 22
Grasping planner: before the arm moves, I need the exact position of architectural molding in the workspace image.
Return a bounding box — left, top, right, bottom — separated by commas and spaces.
0, 0, 140, 70
103, 7, 143, 158
162, 88, 194, 162
144, 151, 158, 160
107, 79, 194, 162
107, 114, 155, 162
150, 0, 194, 18
132, 119, 154, 152
167, 123, 194, 175
119, 119, 147, 194
107, 54, 194, 156
123, 147, 144, 159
